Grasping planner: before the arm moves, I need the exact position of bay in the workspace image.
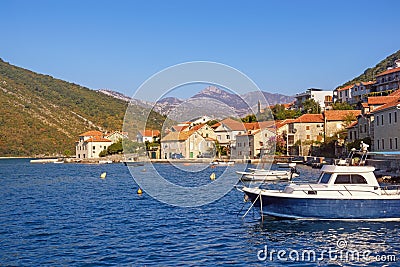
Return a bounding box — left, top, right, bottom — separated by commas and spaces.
0, 159, 399, 266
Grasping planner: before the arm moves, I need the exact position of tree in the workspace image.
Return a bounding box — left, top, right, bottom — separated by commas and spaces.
342, 113, 357, 128
302, 99, 321, 114
241, 114, 257, 123
332, 102, 354, 110
271, 104, 301, 120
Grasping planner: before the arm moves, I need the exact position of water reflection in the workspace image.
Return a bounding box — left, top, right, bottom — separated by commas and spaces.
245, 220, 400, 266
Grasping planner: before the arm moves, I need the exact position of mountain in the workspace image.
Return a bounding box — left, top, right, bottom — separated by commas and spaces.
98, 86, 294, 117
0, 59, 164, 156
97, 89, 153, 108
339, 50, 400, 88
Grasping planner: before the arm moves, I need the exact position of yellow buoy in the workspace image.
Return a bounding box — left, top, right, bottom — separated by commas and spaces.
210, 172, 216, 180
137, 188, 143, 194
100, 172, 107, 179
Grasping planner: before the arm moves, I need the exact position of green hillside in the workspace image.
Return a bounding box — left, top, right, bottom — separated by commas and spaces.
339, 50, 400, 88
0, 58, 164, 156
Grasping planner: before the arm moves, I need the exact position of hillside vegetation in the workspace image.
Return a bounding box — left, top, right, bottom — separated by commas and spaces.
339, 50, 400, 88
0, 58, 163, 156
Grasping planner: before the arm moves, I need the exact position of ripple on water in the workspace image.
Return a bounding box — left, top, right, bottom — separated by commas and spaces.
0, 161, 399, 266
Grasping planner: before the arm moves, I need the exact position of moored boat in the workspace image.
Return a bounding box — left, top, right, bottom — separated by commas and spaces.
210, 160, 234, 166
237, 167, 299, 182
239, 148, 400, 220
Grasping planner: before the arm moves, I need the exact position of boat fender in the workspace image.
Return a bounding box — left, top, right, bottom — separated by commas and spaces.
137, 188, 143, 194
243, 194, 249, 202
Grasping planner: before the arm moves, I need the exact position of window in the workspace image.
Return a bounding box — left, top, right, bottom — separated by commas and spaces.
226, 135, 230, 139
382, 139, 385, 150
306, 135, 310, 140
364, 124, 367, 133
319, 173, 331, 184
335, 175, 351, 184
104, 146, 106, 150
376, 116, 379, 126
389, 113, 392, 124
334, 174, 367, 184
351, 175, 368, 184
377, 140, 380, 150
395, 112, 398, 123
396, 138, 398, 150
349, 131, 353, 139
93, 146, 96, 150
306, 125, 310, 130
390, 139, 393, 149
381, 115, 384, 125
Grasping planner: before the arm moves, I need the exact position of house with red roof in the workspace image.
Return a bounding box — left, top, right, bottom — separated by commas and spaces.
375, 60, 400, 93
161, 123, 216, 159
136, 129, 161, 143
232, 127, 275, 159
75, 130, 112, 159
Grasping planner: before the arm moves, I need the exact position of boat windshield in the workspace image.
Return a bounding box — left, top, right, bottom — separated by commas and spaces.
318, 172, 331, 184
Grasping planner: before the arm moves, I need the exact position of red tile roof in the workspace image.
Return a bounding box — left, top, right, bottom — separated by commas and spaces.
371, 97, 400, 113
337, 84, 353, 92
139, 129, 160, 137
324, 110, 361, 121
213, 118, 246, 131
368, 96, 398, 105
293, 114, 324, 123
389, 89, 400, 97
275, 119, 296, 128
376, 67, 400, 77
85, 136, 112, 142
79, 130, 103, 137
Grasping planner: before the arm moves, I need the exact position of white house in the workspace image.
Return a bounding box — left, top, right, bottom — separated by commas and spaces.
137, 129, 161, 143
75, 130, 112, 159
295, 88, 333, 109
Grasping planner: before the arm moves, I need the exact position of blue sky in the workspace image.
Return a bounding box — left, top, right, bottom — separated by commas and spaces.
1, 0, 400, 100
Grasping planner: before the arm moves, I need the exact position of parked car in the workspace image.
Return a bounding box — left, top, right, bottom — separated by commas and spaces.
171, 153, 184, 159
197, 152, 215, 158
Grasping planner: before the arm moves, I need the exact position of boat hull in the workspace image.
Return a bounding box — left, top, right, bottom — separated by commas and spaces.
245, 191, 400, 220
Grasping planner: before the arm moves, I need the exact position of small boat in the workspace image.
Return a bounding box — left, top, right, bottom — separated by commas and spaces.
210, 160, 235, 166
30, 158, 58, 164
99, 160, 113, 164
239, 146, 400, 220
276, 162, 297, 168
237, 168, 299, 182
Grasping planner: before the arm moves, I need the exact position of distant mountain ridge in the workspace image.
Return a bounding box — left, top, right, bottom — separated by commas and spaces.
98, 86, 294, 116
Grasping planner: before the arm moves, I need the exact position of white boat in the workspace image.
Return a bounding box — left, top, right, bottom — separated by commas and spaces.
99, 160, 113, 164
210, 160, 235, 166
276, 162, 297, 168
30, 158, 58, 164
239, 146, 400, 220
237, 168, 299, 182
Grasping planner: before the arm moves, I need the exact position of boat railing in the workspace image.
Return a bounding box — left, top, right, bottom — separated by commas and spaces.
292, 186, 384, 196
380, 185, 400, 195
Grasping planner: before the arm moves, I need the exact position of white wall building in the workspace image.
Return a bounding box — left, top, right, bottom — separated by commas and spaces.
75, 130, 112, 159
295, 88, 333, 109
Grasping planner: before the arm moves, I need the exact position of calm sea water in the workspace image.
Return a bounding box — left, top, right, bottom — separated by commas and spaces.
0, 159, 399, 266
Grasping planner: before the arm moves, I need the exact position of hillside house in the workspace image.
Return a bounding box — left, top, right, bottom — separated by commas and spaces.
75, 130, 112, 159
137, 129, 161, 143
161, 124, 216, 159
